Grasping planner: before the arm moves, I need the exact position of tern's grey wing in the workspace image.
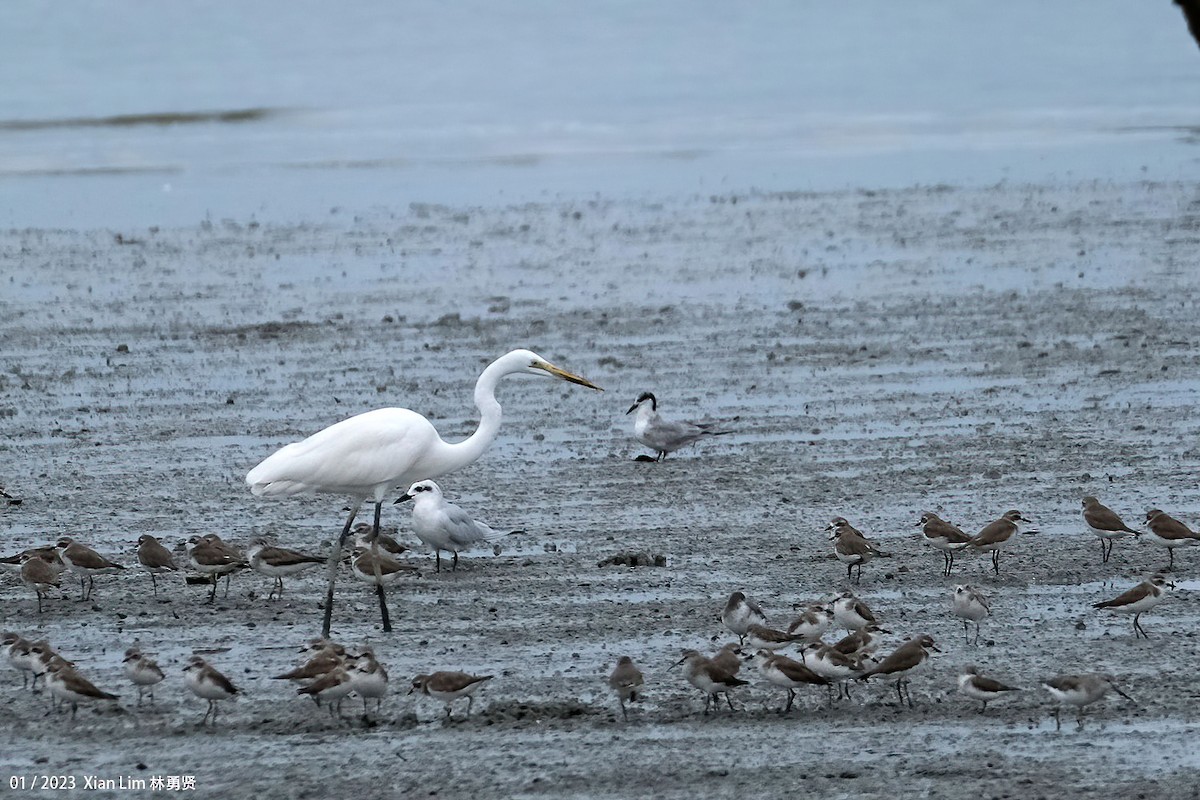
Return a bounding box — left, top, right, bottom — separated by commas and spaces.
442, 504, 497, 547
641, 418, 708, 451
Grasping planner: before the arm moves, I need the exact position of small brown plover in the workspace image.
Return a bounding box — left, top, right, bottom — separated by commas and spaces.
246, 538, 325, 600
952, 585, 991, 645
743, 623, 803, 651
122, 646, 165, 706
55, 538, 125, 601
831, 592, 878, 632
957, 665, 1020, 712
1042, 673, 1133, 730
918, 512, 972, 576
1081, 497, 1139, 564
136, 535, 179, 597
749, 649, 828, 712
1143, 510, 1200, 568
183, 655, 240, 725
828, 517, 891, 584
673, 650, 748, 714
1, 546, 61, 574
186, 535, 246, 603
349, 649, 389, 716
607, 656, 644, 721
1092, 574, 1174, 639
21, 552, 61, 612
298, 665, 355, 718
409, 671, 494, 719
721, 591, 767, 644
45, 661, 119, 719
830, 623, 889, 657
786, 603, 833, 642
352, 522, 409, 557
969, 511, 1036, 574
860, 634, 940, 708
710, 643, 743, 676
349, 549, 419, 586
799, 643, 865, 702
272, 645, 348, 683
3, 632, 35, 688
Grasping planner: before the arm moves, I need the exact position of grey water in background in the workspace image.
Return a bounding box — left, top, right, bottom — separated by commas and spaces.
1, 0, 1197, 229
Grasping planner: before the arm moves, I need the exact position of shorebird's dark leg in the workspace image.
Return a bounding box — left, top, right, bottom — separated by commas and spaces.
943, 551, 951, 577
452, 551, 459, 572
992, 550, 1000, 574
36, 590, 43, 613
962, 621, 970, 645
725, 691, 736, 712
979, 700, 988, 714
223, 572, 231, 598
619, 698, 628, 721
206, 575, 217, 604
1133, 613, 1146, 639
894, 679, 904, 705
321, 500, 362, 638
1052, 706, 1061, 731
77, 574, 86, 601
784, 688, 795, 712
435, 551, 442, 573
151, 572, 159, 597
1168, 548, 1175, 569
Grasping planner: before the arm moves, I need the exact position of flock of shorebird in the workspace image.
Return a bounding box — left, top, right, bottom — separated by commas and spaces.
604, 570, 1152, 731
1, 477, 508, 614
601, 494, 1185, 730
1, 631, 487, 725
2, 351, 1196, 730
1, 484, 1185, 729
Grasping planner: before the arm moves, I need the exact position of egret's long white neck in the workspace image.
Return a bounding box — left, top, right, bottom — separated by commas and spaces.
428, 355, 510, 475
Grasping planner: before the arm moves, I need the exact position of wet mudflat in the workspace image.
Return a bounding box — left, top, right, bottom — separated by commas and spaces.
3, 180, 1200, 798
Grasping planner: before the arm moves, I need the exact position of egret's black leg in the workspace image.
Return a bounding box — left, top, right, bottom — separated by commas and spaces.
366, 501, 391, 633
321, 500, 362, 638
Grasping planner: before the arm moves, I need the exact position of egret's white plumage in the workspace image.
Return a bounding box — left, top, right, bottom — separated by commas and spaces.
394, 480, 505, 572
244, 349, 601, 636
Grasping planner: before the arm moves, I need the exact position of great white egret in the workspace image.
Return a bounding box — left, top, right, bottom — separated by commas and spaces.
245, 348, 602, 636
